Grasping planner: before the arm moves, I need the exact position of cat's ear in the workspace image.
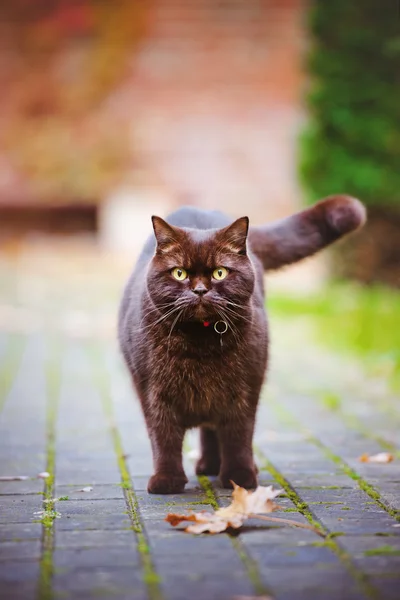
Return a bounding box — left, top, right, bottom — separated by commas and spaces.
151, 216, 181, 253
219, 217, 249, 255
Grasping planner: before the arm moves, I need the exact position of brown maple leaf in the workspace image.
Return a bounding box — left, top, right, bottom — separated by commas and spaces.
166, 482, 324, 536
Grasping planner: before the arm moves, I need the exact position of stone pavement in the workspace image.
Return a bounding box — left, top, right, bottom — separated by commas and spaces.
0, 249, 400, 600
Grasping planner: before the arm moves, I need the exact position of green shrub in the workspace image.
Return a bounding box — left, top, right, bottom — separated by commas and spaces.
299, 0, 400, 208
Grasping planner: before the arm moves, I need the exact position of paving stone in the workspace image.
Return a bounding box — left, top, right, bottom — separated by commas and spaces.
354, 554, 400, 575
0, 523, 42, 542
0, 335, 47, 523
0, 540, 41, 561
368, 574, 400, 600
151, 539, 256, 600
0, 560, 40, 582
0, 480, 44, 495
54, 499, 131, 531
251, 560, 367, 599
53, 546, 141, 569
0, 496, 43, 524
55, 529, 136, 548
53, 567, 147, 600
55, 484, 125, 500
3, 278, 400, 600
0, 581, 39, 600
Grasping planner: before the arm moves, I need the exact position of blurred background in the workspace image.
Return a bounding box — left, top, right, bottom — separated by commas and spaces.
0, 0, 399, 391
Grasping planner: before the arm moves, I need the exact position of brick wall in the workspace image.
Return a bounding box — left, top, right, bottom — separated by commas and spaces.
0, 0, 306, 228
117, 0, 306, 223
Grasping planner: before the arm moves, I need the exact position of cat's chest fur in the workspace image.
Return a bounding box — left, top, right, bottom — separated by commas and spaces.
145, 327, 267, 427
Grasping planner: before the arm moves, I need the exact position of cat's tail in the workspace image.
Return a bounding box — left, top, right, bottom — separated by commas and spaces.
248, 195, 366, 271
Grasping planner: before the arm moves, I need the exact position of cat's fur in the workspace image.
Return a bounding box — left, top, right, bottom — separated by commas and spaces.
118, 195, 366, 494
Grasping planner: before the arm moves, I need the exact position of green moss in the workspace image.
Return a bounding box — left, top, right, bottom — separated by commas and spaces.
185, 500, 215, 507
143, 572, 162, 586
283, 508, 299, 513
341, 507, 351, 511
321, 393, 341, 412
40, 510, 60, 529
311, 541, 329, 548
119, 481, 131, 490
326, 532, 345, 539
364, 546, 400, 557
58, 496, 69, 501
196, 476, 219, 510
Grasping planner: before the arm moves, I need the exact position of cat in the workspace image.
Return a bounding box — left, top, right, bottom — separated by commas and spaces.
118, 195, 366, 494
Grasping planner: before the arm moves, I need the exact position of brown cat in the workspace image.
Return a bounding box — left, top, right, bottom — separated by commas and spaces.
118, 195, 366, 494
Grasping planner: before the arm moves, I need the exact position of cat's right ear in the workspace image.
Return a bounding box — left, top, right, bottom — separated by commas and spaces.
151, 216, 180, 253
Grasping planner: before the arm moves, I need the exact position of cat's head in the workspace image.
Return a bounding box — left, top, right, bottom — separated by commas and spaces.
147, 216, 255, 324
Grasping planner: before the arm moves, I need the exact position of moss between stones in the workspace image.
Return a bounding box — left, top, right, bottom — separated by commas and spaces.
197, 475, 272, 597
311, 439, 400, 522
364, 545, 400, 557
37, 343, 61, 600
271, 399, 400, 523
257, 452, 379, 600
90, 346, 162, 600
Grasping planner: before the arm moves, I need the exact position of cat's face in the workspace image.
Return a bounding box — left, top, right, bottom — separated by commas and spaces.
147, 216, 255, 324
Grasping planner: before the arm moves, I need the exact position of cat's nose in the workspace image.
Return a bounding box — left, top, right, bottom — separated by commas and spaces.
192, 283, 208, 296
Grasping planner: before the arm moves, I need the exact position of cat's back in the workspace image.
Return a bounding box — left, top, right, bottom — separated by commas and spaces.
166, 206, 231, 230
138, 206, 230, 263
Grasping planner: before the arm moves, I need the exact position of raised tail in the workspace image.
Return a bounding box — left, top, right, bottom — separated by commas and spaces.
248, 195, 366, 271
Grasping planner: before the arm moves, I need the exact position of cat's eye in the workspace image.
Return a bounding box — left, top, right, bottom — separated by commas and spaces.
213, 267, 228, 281
172, 267, 188, 281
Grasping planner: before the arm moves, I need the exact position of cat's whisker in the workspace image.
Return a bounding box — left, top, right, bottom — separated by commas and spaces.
135, 302, 188, 333
166, 307, 186, 356
220, 306, 253, 325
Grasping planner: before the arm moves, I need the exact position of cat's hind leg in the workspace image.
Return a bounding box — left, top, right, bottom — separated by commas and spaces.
195, 427, 221, 476
218, 417, 258, 489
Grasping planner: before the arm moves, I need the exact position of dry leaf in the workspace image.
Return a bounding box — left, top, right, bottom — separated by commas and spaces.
166, 482, 324, 537
359, 452, 394, 464
0, 475, 30, 481
76, 486, 93, 492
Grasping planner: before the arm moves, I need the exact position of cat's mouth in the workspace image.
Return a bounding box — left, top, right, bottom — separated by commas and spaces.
185, 296, 219, 322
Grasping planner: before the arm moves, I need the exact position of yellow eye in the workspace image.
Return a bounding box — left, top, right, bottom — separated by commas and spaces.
172, 267, 187, 281
213, 267, 228, 281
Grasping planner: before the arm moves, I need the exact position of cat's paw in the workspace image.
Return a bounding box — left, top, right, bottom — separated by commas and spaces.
195, 456, 221, 476
220, 467, 258, 490
147, 473, 188, 494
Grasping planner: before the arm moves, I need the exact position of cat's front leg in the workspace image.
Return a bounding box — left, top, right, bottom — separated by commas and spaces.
218, 417, 258, 489
146, 409, 188, 494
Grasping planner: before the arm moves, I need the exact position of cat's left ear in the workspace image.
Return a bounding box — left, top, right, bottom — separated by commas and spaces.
151, 216, 181, 253
219, 217, 249, 255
